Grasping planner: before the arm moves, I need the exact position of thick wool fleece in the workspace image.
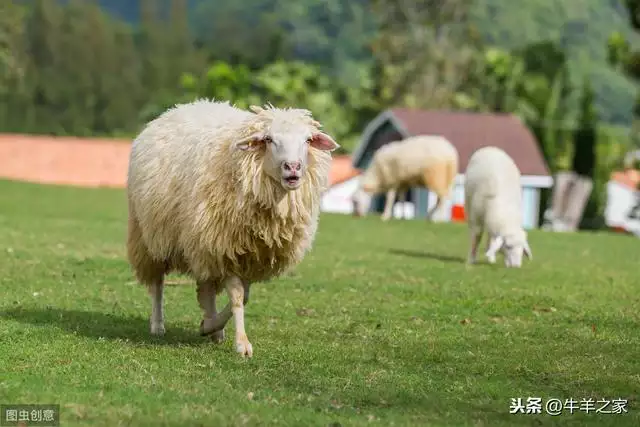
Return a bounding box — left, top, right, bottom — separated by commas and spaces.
360, 135, 459, 197
464, 146, 523, 236
127, 99, 332, 293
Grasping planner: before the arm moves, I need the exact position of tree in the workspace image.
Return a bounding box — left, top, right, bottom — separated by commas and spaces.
0, 1, 27, 131
369, 0, 480, 109
608, 0, 640, 147
190, 0, 287, 69
572, 79, 597, 179
23, 0, 66, 133
0, 2, 25, 95
138, 0, 168, 96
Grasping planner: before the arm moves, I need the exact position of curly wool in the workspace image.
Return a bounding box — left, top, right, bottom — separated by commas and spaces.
127, 99, 332, 290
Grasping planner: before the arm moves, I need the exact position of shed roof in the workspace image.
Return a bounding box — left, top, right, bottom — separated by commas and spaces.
352, 108, 551, 177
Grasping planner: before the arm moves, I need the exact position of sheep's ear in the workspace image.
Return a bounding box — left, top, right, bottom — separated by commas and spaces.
308, 132, 339, 151
523, 240, 533, 260
235, 135, 265, 151
249, 105, 264, 114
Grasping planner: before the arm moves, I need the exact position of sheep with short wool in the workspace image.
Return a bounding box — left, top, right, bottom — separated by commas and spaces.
464, 146, 532, 268
352, 135, 459, 221
126, 99, 339, 357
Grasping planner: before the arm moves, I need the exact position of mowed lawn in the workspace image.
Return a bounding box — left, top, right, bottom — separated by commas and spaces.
0, 179, 638, 427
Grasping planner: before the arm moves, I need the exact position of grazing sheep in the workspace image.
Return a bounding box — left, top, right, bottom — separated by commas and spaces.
464, 146, 532, 268
352, 135, 459, 221
126, 99, 339, 357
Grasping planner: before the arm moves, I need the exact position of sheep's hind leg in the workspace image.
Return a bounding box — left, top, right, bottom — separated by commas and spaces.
426, 192, 448, 222
425, 196, 442, 221
467, 226, 483, 265
197, 280, 224, 343
381, 189, 397, 221
149, 280, 165, 336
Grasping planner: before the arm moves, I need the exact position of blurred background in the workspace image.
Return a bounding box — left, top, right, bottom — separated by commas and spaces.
2, 0, 640, 233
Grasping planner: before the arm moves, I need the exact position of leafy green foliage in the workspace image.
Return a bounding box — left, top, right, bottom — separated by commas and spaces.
1, 0, 205, 137
174, 60, 377, 152
189, 0, 376, 87
369, 0, 480, 110
0, 2, 25, 95
470, 0, 640, 126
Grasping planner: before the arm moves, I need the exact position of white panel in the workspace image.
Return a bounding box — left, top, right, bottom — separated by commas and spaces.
320, 177, 360, 214
521, 187, 536, 229
605, 181, 638, 228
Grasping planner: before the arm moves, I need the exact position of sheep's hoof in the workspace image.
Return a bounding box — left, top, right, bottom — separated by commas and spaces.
210, 330, 225, 343
235, 337, 253, 358
485, 253, 497, 264
199, 319, 224, 343
381, 216, 390, 222
150, 322, 166, 336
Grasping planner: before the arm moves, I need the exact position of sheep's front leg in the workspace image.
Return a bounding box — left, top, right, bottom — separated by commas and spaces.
197, 280, 225, 343
226, 276, 252, 357
149, 280, 165, 336
467, 226, 483, 265
381, 189, 397, 221
201, 279, 250, 326
485, 235, 498, 264
485, 235, 504, 265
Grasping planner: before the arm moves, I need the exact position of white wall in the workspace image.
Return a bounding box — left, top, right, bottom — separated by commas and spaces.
320, 177, 360, 214
605, 180, 639, 230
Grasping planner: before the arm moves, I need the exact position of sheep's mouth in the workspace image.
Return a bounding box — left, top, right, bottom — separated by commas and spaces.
282, 175, 301, 189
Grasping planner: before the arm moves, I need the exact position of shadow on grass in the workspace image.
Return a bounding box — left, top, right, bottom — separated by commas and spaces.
388, 248, 496, 267
0, 307, 208, 346
388, 248, 467, 264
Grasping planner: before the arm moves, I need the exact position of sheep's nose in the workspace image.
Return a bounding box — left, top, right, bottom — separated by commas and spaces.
282, 161, 301, 172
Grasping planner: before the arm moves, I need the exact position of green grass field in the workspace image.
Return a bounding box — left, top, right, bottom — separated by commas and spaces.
0, 179, 638, 426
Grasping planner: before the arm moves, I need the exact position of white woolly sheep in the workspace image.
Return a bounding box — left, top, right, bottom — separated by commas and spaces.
464, 146, 532, 268
126, 99, 339, 357
352, 135, 459, 221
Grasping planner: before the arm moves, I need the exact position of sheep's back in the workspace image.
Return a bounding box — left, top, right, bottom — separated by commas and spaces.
464, 146, 522, 223
127, 101, 250, 261
373, 136, 458, 186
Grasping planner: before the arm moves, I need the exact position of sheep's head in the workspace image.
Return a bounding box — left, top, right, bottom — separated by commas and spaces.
486, 228, 532, 268
235, 105, 339, 191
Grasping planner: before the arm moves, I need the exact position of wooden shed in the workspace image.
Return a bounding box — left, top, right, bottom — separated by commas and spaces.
349, 108, 553, 228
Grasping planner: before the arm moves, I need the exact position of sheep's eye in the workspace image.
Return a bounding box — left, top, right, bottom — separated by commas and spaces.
305, 136, 313, 144
263, 136, 273, 144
